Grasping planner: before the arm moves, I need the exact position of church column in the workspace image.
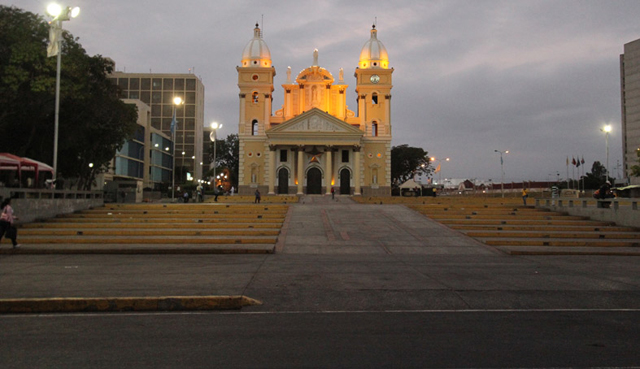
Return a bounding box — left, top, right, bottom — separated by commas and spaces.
264, 94, 271, 126
324, 147, 332, 195
268, 145, 276, 195
297, 147, 304, 195
354, 145, 361, 195
358, 95, 366, 128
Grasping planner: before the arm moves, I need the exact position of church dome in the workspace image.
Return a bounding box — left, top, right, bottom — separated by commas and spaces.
359, 25, 389, 69
241, 23, 272, 68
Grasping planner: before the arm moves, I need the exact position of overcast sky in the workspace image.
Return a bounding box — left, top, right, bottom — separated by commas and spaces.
8, 0, 640, 183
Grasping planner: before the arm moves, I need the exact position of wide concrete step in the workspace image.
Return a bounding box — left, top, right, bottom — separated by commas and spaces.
56, 213, 286, 219
483, 238, 640, 247
438, 219, 615, 226
423, 214, 589, 220
89, 208, 289, 215
0, 243, 275, 255
21, 222, 283, 229
465, 230, 640, 239
494, 246, 640, 256
44, 217, 283, 224
4, 235, 277, 244
17, 229, 280, 237
104, 203, 291, 209
449, 224, 637, 232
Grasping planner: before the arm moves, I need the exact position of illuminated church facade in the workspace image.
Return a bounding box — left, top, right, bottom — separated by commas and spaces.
237, 24, 393, 196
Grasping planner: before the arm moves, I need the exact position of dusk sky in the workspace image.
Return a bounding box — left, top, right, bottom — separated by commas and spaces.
8, 0, 640, 183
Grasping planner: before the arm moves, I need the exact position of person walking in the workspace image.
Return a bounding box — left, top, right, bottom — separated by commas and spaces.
0, 198, 20, 249
331, 187, 335, 200
255, 189, 261, 204
522, 188, 529, 206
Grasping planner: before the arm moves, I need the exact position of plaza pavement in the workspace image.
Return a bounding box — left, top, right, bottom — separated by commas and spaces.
1, 194, 639, 313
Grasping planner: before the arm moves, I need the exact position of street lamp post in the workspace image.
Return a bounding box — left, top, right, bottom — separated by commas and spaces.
210, 122, 222, 187
602, 124, 612, 180
429, 156, 450, 185
46, 4, 80, 185
494, 150, 509, 198
171, 96, 183, 201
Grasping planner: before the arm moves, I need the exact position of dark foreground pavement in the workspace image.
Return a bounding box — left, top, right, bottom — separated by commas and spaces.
1, 195, 640, 367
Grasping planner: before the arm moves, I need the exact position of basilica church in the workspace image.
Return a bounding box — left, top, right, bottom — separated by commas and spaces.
236, 24, 393, 196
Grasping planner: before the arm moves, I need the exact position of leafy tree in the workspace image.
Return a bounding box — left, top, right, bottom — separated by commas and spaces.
582, 161, 614, 189
630, 149, 640, 178
207, 134, 239, 187
0, 6, 137, 189
390, 144, 431, 187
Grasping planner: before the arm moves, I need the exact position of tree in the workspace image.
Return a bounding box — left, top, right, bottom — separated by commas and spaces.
582, 161, 614, 189
0, 6, 138, 189
630, 149, 640, 178
390, 144, 431, 187
207, 134, 239, 187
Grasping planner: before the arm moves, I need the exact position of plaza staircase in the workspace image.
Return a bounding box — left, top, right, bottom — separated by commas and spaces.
408, 203, 640, 256
3, 203, 288, 254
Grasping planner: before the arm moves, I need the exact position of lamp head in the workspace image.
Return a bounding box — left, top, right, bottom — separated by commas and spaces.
211, 122, 218, 129
173, 96, 183, 105
603, 125, 612, 133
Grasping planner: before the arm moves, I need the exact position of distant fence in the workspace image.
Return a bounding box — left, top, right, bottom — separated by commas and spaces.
0, 188, 104, 223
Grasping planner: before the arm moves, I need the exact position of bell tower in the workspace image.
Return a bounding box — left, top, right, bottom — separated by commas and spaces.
237, 23, 275, 194
355, 25, 393, 138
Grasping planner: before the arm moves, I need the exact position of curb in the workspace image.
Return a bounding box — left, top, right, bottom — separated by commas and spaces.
0, 295, 262, 314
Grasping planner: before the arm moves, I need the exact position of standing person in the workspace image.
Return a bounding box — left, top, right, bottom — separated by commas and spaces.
183, 190, 189, 203
196, 184, 203, 203
522, 188, 529, 206
214, 186, 221, 202
0, 198, 20, 248
331, 187, 335, 200
255, 189, 261, 204
230, 186, 235, 196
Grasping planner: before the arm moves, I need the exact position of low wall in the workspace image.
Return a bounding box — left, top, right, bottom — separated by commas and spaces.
0, 188, 104, 223
536, 198, 640, 229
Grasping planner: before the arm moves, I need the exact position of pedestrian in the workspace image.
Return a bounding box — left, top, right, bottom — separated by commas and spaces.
183, 190, 189, 203
120, 190, 126, 203
196, 184, 203, 203
231, 186, 235, 196
214, 186, 221, 202
255, 189, 261, 204
522, 188, 529, 206
0, 198, 20, 249
331, 187, 335, 200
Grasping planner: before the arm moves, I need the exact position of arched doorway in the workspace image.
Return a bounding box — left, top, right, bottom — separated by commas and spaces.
340, 168, 351, 195
278, 168, 289, 194
307, 167, 322, 194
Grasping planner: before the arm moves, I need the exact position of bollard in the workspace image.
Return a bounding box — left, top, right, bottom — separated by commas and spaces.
582, 200, 588, 208
633, 202, 638, 210
569, 200, 574, 208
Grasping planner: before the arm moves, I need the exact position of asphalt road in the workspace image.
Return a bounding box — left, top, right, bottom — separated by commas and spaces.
1, 310, 638, 368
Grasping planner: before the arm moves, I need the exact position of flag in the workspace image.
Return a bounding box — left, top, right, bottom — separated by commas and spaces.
434, 164, 441, 173
572, 157, 576, 166
47, 25, 62, 58
581, 156, 585, 165
170, 109, 177, 136
576, 157, 580, 167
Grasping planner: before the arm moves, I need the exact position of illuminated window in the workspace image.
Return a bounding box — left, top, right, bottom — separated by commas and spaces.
372, 122, 378, 137
252, 92, 259, 103
372, 93, 378, 105
252, 120, 259, 136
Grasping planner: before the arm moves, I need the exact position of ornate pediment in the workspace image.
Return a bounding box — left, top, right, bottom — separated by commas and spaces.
267, 108, 363, 135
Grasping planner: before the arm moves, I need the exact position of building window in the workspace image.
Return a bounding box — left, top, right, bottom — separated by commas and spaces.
186, 79, 196, 91
372, 168, 378, 184
118, 78, 129, 90
372, 122, 378, 137
141, 78, 151, 90
140, 91, 150, 104
252, 120, 259, 136
130, 78, 140, 90
152, 78, 162, 90
174, 79, 185, 90
280, 149, 287, 162
252, 92, 259, 103
372, 93, 378, 105
163, 78, 173, 90
342, 150, 349, 163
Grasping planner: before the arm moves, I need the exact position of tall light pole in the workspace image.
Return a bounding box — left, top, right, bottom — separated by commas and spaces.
171, 96, 183, 201
494, 150, 509, 198
210, 122, 222, 187
602, 124, 612, 180
429, 156, 450, 185
46, 4, 80, 185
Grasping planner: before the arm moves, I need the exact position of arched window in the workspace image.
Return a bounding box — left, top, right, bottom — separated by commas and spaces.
252, 120, 259, 136
372, 92, 378, 105
372, 122, 378, 137
252, 92, 259, 103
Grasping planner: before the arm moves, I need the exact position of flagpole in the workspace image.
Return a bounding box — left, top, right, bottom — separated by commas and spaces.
566, 157, 569, 190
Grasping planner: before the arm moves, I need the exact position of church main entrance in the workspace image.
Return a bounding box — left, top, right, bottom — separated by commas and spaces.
340, 168, 350, 195
278, 168, 289, 194
306, 167, 322, 194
